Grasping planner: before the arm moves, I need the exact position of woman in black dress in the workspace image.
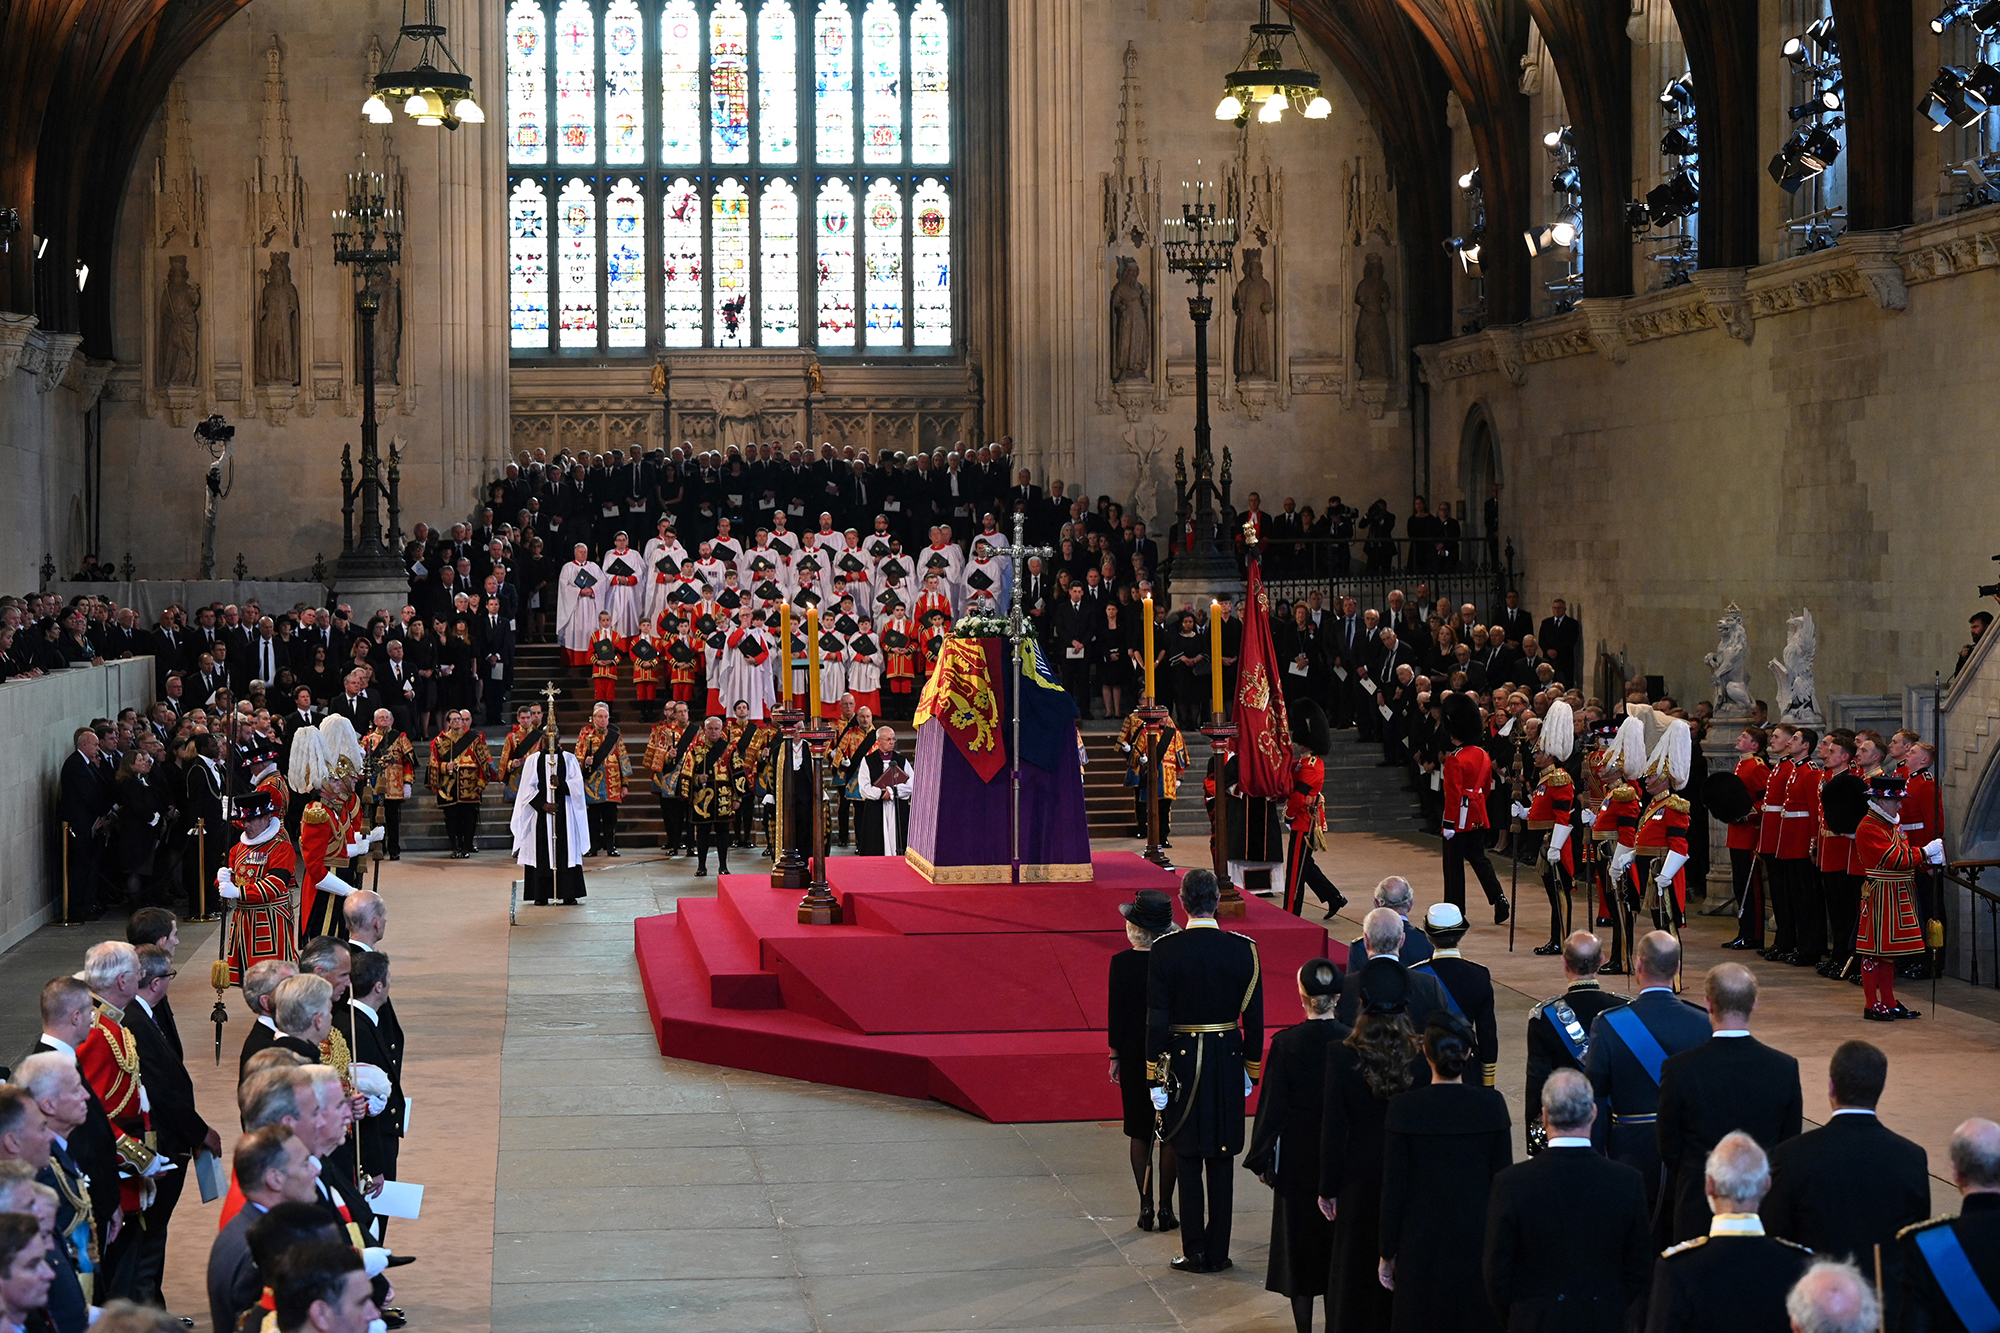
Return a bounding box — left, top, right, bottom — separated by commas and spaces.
114, 747, 169, 907
1378, 1010, 1512, 1333
1107, 889, 1178, 1233
1163, 612, 1208, 729
442, 621, 478, 712
1093, 602, 1136, 720
1245, 959, 1348, 1333
406, 617, 440, 738
1318, 957, 1429, 1333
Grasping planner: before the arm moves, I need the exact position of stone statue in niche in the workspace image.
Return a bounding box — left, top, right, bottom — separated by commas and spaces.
156, 254, 201, 389
1353, 252, 1394, 381
1768, 608, 1823, 726
707, 379, 765, 453
1704, 603, 1756, 717
1109, 255, 1152, 382
255, 251, 301, 386
1232, 248, 1273, 382
362, 270, 401, 386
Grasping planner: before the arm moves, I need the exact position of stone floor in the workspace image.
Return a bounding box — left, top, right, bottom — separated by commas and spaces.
5, 826, 1996, 1332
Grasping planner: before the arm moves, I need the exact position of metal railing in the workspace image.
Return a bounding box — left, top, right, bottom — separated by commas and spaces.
1942, 862, 2000, 989
1165, 534, 1519, 615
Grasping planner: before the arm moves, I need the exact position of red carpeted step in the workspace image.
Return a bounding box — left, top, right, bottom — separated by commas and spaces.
769, 932, 1094, 1034
676, 897, 784, 1009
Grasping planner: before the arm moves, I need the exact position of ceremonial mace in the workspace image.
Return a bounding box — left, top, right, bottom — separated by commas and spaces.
1507, 733, 1524, 952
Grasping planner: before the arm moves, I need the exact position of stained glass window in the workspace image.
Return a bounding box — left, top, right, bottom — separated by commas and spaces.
758, 0, 799, 163
710, 0, 750, 165
816, 177, 856, 344
506, 0, 546, 165
911, 178, 948, 344
712, 178, 752, 345
910, 0, 948, 164
554, 0, 596, 164
816, 0, 855, 165
607, 178, 647, 346
556, 177, 599, 346
862, 0, 901, 164
760, 178, 801, 344
662, 178, 704, 346
863, 177, 903, 344
509, 178, 550, 348
661, 0, 702, 163
604, 0, 645, 163
508, 0, 954, 353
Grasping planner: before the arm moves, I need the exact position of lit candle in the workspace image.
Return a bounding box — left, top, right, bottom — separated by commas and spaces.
1210, 601, 1224, 718
779, 601, 793, 710
1142, 595, 1156, 703
807, 604, 820, 720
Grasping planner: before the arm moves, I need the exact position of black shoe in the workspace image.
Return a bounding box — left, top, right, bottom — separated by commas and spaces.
1721, 938, 1753, 950
1170, 1254, 1207, 1273
1155, 1208, 1178, 1231
388, 852, 401, 861
1892, 1004, 1922, 1019
607, 847, 622, 856
1533, 941, 1562, 956
1790, 953, 1821, 967
1600, 961, 1627, 976
527, 899, 550, 906
1863, 1006, 1897, 1022
717, 862, 731, 876
1321, 896, 1346, 921
1206, 1257, 1234, 1273
695, 865, 709, 877
1137, 1205, 1155, 1232
1493, 897, 1510, 925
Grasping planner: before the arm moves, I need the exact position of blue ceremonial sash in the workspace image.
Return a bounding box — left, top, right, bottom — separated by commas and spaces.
1915, 1225, 2000, 1333
1417, 964, 1466, 1020
1601, 1006, 1668, 1085
1541, 1000, 1589, 1063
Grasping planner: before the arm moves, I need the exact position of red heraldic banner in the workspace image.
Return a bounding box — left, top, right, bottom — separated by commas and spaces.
1233, 562, 1291, 799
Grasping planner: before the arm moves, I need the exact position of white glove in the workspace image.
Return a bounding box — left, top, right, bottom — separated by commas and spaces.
361, 1247, 391, 1278
1441, 827, 1455, 840
319, 871, 354, 897
215, 867, 234, 889
369, 826, 386, 845
1149, 1086, 1168, 1111
1580, 808, 1596, 827
217, 878, 242, 900
1924, 838, 1947, 866
1548, 824, 1572, 859
1656, 850, 1688, 887
1510, 802, 1530, 820
346, 841, 368, 858
1609, 847, 1633, 880
352, 1063, 391, 1117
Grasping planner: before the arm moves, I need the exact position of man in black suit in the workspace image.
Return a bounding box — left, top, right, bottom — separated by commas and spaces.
345, 949, 405, 1181
207, 1154, 326, 1333
1645, 1132, 1811, 1333
346, 891, 405, 1059
1761, 1040, 1929, 1268
1335, 907, 1446, 1029
238, 958, 298, 1078
1342, 876, 1436, 973
1524, 931, 1630, 1155
59, 727, 115, 922
1587, 931, 1711, 1219
146, 609, 188, 685
33, 978, 122, 1253
245, 616, 290, 688
1657, 963, 1804, 1244
1146, 869, 1264, 1275
1048, 584, 1099, 711
241, 1066, 383, 1248
1493, 588, 1535, 647
1538, 598, 1583, 688
327, 669, 380, 729
479, 594, 515, 725
1899, 1116, 2000, 1333
1485, 1069, 1652, 1332
126, 944, 222, 1308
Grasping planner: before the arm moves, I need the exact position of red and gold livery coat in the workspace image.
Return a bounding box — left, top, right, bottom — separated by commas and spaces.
1286, 754, 1325, 836
226, 823, 297, 984
1604, 783, 1643, 849
1527, 765, 1576, 873
1853, 809, 1926, 957
298, 792, 362, 942
1634, 792, 1691, 904
76, 1001, 157, 1208
1443, 745, 1494, 832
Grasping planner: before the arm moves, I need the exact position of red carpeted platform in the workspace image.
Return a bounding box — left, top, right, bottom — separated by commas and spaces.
634, 852, 1332, 1122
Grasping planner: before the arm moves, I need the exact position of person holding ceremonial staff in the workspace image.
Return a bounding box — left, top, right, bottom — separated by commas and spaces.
359, 709, 414, 861
678, 715, 740, 876
214, 789, 296, 984
574, 701, 630, 858
429, 708, 492, 858
513, 693, 587, 905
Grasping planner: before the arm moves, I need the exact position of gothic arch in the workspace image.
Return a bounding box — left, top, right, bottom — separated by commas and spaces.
1458, 400, 1501, 544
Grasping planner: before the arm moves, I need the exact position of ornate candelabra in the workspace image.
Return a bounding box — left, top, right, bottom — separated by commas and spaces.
331, 163, 405, 580
1162, 181, 1240, 583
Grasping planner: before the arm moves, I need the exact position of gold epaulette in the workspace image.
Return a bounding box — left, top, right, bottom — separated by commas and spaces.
1544, 770, 1573, 787
320, 1027, 354, 1092
1609, 784, 1636, 802
1666, 795, 1691, 814
1661, 1236, 1707, 1258
1897, 1214, 1955, 1241
303, 803, 330, 825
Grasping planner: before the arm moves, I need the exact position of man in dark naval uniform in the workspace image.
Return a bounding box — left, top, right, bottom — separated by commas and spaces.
1643, 1132, 1810, 1333
1584, 930, 1709, 1224
1524, 930, 1629, 1156
1897, 1116, 2000, 1333
1146, 868, 1264, 1275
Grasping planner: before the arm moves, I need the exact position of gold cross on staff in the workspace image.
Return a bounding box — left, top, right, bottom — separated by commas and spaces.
1242, 512, 1261, 546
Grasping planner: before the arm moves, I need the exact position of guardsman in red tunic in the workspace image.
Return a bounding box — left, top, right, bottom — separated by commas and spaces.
1847, 772, 1933, 1020
1774, 723, 1825, 966
1757, 725, 1801, 960
216, 788, 297, 984
1514, 700, 1577, 955
289, 717, 372, 945
1722, 726, 1772, 951
1280, 702, 1340, 918
1598, 714, 1649, 974
1815, 731, 1862, 977
1633, 717, 1694, 935
1439, 694, 1511, 924
75, 950, 163, 1216
1893, 734, 1944, 951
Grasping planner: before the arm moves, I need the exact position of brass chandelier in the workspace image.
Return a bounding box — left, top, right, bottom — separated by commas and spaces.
1215, 0, 1331, 125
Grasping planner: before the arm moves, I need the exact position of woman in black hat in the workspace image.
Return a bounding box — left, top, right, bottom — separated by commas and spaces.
1318, 957, 1428, 1333
1108, 890, 1179, 1232
1246, 959, 1347, 1333
1378, 1011, 1512, 1333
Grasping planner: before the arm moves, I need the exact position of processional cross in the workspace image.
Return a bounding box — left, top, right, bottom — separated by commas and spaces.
999, 510, 1058, 879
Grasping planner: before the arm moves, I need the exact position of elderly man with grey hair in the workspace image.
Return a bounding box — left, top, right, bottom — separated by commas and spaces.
1786, 1260, 1877, 1333
1334, 907, 1445, 1029
238, 958, 297, 1078
1342, 876, 1436, 973
1897, 1116, 2000, 1333
1643, 1132, 1811, 1333
1483, 1069, 1652, 1332
0, 1159, 87, 1333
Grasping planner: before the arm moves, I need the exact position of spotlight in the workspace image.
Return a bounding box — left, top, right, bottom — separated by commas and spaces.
1805, 15, 1837, 51
1645, 169, 1700, 223
1551, 165, 1581, 195
74, 260, 88, 291
1768, 126, 1840, 192
1625, 200, 1654, 230
1967, 158, 1992, 189
1443, 236, 1483, 271
1968, 62, 2000, 104
1977, 0, 2000, 28
1543, 126, 1573, 151
1923, 67, 1987, 130
1790, 89, 1841, 118
1659, 75, 1694, 112
1935, 1, 1972, 31
1458, 167, 1481, 192
1662, 126, 1697, 156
